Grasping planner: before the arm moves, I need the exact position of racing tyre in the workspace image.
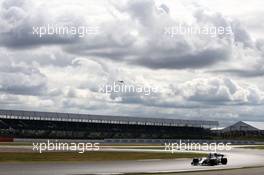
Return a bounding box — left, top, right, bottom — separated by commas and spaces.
221, 158, 228, 165
192, 158, 199, 166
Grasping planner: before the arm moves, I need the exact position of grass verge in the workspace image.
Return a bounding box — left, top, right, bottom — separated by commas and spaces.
0, 151, 206, 162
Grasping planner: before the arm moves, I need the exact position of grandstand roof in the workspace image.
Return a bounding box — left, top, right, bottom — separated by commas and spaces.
242, 121, 264, 130
0, 109, 218, 128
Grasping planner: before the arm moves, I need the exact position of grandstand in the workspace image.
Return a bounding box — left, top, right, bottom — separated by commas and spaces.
0, 109, 218, 140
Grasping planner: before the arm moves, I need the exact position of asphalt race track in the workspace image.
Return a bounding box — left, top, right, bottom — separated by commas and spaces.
0, 148, 263, 175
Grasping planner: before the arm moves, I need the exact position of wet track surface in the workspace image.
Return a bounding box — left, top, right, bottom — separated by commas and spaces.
0, 148, 263, 175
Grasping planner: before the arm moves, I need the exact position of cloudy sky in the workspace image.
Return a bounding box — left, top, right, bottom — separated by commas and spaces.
0, 0, 264, 126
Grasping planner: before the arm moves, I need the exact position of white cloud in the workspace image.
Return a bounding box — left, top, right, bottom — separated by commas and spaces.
177, 77, 264, 105
0, 0, 264, 125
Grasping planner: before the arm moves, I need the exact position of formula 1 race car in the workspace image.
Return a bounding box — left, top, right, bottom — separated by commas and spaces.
191, 153, 228, 166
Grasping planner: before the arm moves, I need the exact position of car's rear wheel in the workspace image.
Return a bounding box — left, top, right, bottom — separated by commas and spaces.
192, 158, 199, 166
221, 158, 228, 165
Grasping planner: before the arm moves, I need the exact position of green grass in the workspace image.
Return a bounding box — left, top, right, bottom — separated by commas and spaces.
0, 151, 207, 162
254, 146, 264, 149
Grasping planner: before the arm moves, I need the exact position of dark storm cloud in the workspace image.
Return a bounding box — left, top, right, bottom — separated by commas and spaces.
0, 30, 79, 49
133, 47, 230, 69
0, 0, 81, 49
209, 69, 264, 78
63, 0, 236, 70
0, 0, 258, 71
